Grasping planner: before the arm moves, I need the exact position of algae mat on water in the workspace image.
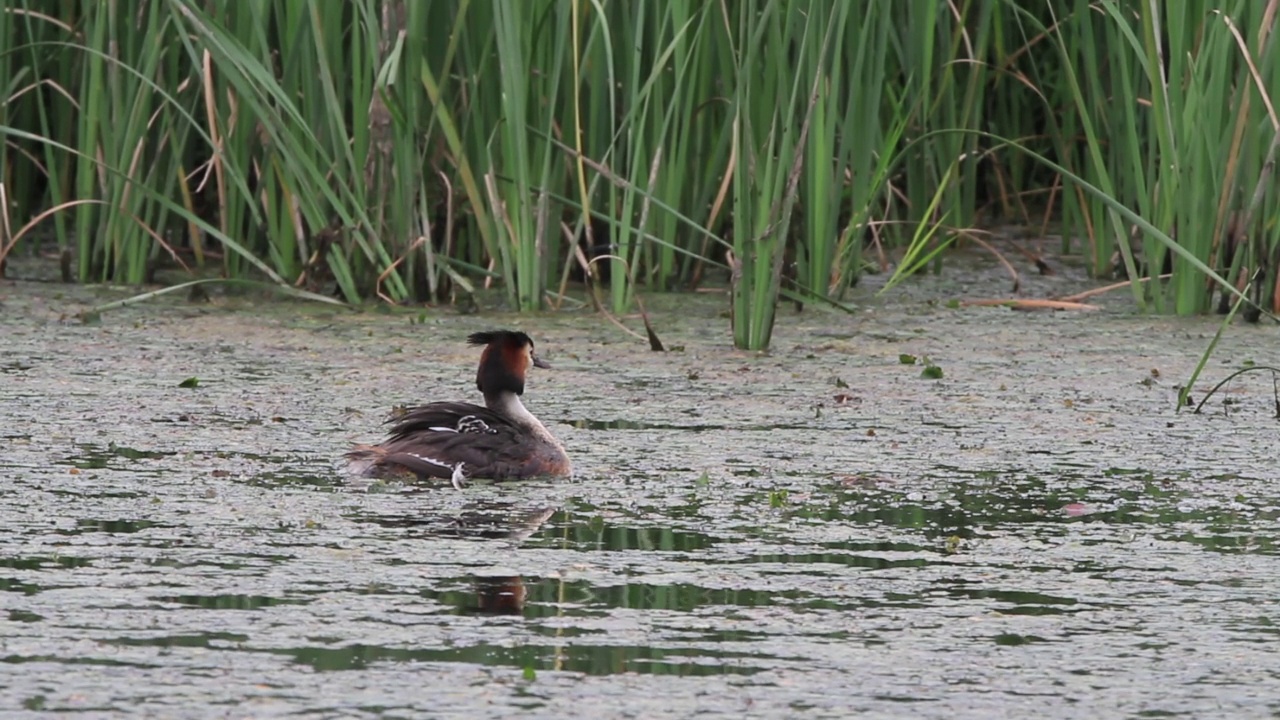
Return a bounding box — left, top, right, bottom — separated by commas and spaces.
2, 258, 1279, 718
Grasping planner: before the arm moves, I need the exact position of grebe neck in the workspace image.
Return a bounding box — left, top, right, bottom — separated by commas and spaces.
484, 391, 539, 427
483, 391, 563, 450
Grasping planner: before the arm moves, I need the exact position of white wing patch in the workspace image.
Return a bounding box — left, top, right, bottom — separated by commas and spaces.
405, 453, 468, 491
428, 426, 458, 433
405, 452, 452, 469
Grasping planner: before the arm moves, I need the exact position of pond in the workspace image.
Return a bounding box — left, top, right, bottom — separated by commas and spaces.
3, 251, 1279, 717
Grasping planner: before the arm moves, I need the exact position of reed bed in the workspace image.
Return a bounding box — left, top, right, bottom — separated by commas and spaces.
1, 0, 1276, 348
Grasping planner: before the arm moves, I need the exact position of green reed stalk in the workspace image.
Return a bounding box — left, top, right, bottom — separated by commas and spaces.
729, 0, 834, 350
9, 0, 1272, 325
607, 1, 643, 314
0, 4, 13, 260
897, 1, 945, 255
664, 4, 734, 288
420, 0, 501, 291
647, 1, 713, 288
173, 0, 402, 302
797, 1, 848, 300
92, 1, 169, 284
371, 1, 432, 301
1091, 0, 1271, 315
485, 0, 567, 311
591, 0, 710, 312
1024, 0, 1138, 302
73, 1, 105, 281
10, 5, 75, 264
805, 2, 906, 300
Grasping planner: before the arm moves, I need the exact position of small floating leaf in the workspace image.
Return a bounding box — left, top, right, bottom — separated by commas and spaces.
178, 377, 200, 388
769, 489, 789, 508
833, 376, 849, 388
898, 353, 917, 365
921, 365, 943, 379
522, 666, 537, 682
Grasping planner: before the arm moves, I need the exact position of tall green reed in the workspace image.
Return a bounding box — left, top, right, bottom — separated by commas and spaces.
725, 1, 834, 350
1042, 0, 1279, 314
3, 0, 1274, 348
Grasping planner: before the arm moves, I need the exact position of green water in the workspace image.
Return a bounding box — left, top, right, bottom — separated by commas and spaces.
3, 253, 1280, 717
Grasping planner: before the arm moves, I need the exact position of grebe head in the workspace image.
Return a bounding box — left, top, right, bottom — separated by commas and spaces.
468, 330, 550, 396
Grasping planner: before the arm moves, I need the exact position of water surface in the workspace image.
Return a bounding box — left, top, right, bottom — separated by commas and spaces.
3, 251, 1279, 717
